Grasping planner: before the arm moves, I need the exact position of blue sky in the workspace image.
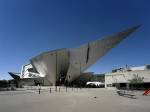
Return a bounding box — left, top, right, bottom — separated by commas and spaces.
0, 0, 150, 79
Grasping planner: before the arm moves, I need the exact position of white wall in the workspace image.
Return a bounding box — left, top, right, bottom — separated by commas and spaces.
105, 70, 150, 88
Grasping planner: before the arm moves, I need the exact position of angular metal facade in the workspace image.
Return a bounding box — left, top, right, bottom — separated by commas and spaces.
9, 25, 140, 86
66, 25, 140, 82
30, 49, 69, 85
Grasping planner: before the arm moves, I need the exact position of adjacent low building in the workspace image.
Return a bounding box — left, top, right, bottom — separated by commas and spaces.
105, 65, 150, 89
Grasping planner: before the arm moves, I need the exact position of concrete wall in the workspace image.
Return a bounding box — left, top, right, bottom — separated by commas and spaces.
105, 70, 150, 88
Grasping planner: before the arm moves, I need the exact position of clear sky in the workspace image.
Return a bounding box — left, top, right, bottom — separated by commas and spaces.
0, 0, 150, 79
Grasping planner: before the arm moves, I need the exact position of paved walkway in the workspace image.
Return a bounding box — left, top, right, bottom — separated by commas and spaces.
0, 88, 150, 112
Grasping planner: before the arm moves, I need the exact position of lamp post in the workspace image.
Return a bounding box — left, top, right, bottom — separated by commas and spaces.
79, 62, 82, 89
55, 52, 58, 92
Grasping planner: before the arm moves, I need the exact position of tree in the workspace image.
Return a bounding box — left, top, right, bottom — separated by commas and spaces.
128, 74, 144, 89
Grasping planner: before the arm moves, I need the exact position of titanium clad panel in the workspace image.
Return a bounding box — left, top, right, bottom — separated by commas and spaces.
30, 49, 69, 85
30, 51, 57, 85
67, 25, 140, 82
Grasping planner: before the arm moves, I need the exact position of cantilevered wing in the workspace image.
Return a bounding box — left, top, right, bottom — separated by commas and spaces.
66, 25, 141, 82
8, 72, 20, 80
